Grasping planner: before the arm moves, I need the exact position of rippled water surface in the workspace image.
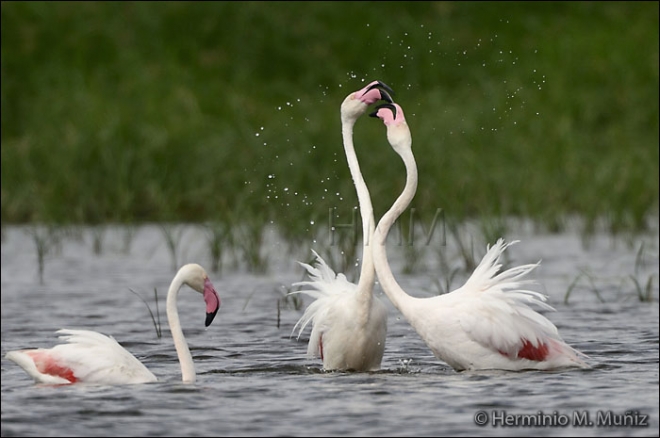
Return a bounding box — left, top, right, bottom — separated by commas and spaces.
1, 224, 658, 437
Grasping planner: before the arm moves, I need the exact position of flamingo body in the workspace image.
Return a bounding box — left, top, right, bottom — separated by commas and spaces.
290, 81, 393, 371
370, 103, 588, 371
6, 263, 221, 385
6, 329, 157, 384
292, 250, 388, 371
400, 239, 587, 371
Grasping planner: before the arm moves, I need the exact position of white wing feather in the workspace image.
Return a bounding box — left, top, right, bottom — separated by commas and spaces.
288, 250, 358, 357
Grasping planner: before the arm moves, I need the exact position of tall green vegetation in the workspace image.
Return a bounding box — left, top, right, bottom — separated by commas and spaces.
2, 2, 658, 240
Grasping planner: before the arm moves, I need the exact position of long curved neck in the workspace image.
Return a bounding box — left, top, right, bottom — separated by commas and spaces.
166, 273, 196, 383
341, 117, 376, 301
373, 147, 419, 312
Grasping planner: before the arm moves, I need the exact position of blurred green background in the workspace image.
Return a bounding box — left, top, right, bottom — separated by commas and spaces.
2, 1, 658, 239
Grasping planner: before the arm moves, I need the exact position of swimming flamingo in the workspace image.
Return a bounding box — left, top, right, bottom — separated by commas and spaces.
289, 81, 393, 371
369, 102, 588, 371
5, 263, 221, 384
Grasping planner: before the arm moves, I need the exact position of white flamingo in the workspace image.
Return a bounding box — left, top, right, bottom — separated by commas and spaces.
5, 263, 221, 384
369, 102, 588, 371
290, 81, 393, 371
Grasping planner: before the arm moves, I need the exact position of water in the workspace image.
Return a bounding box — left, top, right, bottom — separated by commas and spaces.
1, 224, 658, 437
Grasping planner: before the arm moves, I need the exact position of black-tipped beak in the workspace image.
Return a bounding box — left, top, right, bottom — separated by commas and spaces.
205, 307, 219, 327
202, 277, 220, 327
369, 81, 395, 97
366, 81, 394, 103
369, 102, 397, 119
379, 89, 394, 104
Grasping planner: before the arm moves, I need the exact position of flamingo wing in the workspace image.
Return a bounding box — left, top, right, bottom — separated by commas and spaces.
450, 239, 588, 368
289, 250, 358, 358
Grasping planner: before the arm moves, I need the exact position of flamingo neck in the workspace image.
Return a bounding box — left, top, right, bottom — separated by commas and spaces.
166, 272, 196, 384
373, 147, 419, 312
342, 118, 376, 308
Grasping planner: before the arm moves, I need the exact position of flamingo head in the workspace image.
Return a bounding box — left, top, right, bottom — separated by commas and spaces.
180, 263, 221, 327
340, 80, 394, 123
369, 102, 412, 156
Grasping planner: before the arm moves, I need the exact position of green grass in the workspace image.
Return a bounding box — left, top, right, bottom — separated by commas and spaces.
2, 2, 658, 239
563, 240, 657, 304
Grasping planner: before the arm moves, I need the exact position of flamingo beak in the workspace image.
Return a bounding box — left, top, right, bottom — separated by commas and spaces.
369, 102, 397, 120
203, 278, 221, 327
378, 89, 394, 104
363, 81, 394, 104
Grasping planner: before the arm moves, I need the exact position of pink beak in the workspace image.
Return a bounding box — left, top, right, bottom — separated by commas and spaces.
203, 277, 221, 327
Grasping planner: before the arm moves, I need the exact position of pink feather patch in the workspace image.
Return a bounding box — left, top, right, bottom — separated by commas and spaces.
28, 351, 78, 383
516, 339, 550, 361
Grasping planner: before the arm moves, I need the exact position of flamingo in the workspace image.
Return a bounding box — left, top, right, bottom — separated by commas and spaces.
5, 263, 221, 385
369, 102, 589, 371
289, 81, 393, 371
